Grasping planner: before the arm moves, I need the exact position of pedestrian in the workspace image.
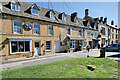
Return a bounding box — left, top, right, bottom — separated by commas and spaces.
98, 43, 100, 50
86, 44, 91, 52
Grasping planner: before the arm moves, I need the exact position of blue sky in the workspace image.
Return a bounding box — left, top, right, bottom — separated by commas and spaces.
28, 2, 118, 26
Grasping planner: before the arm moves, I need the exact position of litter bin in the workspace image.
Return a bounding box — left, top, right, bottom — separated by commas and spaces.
100, 47, 106, 58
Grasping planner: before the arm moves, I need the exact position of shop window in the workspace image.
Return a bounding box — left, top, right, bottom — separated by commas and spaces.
10, 40, 31, 54
67, 27, 71, 35
46, 41, 51, 51
34, 23, 40, 35
48, 25, 53, 35
70, 40, 75, 49
14, 20, 22, 34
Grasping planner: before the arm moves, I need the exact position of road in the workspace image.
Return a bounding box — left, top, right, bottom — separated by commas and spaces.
1, 49, 119, 70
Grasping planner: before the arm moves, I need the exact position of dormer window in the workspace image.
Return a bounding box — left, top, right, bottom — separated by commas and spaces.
74, 17, 78, 23
50, 11, 55, 19
11, 3, 20, 11
31, 4, 39, 16
62, 14, 66, 21
32, 8, 38, 16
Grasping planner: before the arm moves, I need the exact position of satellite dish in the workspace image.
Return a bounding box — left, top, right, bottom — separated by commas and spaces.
24, 22, 32, 31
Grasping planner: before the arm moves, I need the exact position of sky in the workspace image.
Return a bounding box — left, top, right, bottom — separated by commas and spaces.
27, 1, 118, 27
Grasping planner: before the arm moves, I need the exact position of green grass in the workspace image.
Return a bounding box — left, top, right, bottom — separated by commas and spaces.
2, 57, 119, 78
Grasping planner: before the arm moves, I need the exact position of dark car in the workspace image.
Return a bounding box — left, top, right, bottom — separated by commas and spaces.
105, 44, 120, 52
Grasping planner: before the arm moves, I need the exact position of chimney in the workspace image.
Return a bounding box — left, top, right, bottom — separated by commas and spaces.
111, 20, 114, 25
100, 17, 103, 21
71, 12, 77, 18
85, 9, 89, 16
104, 17, 107, 23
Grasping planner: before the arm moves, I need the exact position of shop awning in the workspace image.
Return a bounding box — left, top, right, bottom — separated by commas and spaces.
66, 35, 85, 40
8, 37, 32, 40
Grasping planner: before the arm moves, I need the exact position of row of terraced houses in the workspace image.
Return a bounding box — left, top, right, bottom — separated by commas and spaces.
0, 0, 119, 59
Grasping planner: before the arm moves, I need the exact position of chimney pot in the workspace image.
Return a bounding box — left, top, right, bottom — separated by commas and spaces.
85, 9, 89, 16
111, 20, 114, 25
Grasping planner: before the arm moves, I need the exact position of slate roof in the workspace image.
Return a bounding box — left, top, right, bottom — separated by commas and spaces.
0, 0, 85, 28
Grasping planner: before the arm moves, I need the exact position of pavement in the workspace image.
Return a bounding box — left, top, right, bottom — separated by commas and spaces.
1, 49, 119, 70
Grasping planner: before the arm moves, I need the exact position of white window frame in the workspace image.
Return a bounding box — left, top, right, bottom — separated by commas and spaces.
11, 3, 20, 11
50, 11, 55, 19
9, 40, 32, 54
62, 14, 66, 21
74, 17, 78, 23
34, 23, 40, 35
48, 25, 54, 36
13, 20, 22, 34
67, 27, 71, 35
31, 8, 39, 16
46, 41, 51, 51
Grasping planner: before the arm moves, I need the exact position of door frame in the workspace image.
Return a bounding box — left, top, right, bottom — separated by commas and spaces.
54, 41, 60, 53
34, 41, 41, 55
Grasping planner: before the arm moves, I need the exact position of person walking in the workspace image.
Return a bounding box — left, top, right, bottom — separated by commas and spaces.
86, 44, 91, 52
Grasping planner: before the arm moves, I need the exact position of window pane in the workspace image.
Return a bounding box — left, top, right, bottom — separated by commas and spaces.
25, 41, 30, 52
16, 5, 20, 11
49, 25, 53, 35
12, 3, 15, 10
18, 41, 24, 52
14, 20, 22, 34
46, 41, 51, 50
34, 23, 40, 35
11, 41, 18, 53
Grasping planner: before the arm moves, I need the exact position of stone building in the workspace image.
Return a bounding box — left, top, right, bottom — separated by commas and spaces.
0, 0, 119, 59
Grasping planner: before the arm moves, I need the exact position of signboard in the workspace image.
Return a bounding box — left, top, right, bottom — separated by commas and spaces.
24, 22, 32, 31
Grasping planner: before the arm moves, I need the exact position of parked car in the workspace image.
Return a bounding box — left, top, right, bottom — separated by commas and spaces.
105, 44, 120, 52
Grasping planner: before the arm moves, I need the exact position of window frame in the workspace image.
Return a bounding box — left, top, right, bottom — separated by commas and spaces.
11, 3, 20, 11
50, 11, 55, 19
48, 25, 54, 36
13, 20, 22, 34
9, 40, 32, 54
74, 17, 78, 23
87, 30, 91, 37
70, 40, 75, 49
66, 27, 71, 35
62, 14, 66, 21
46, 41, 51, 51
34, 23, 40, 35
31, 8, 39, 16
